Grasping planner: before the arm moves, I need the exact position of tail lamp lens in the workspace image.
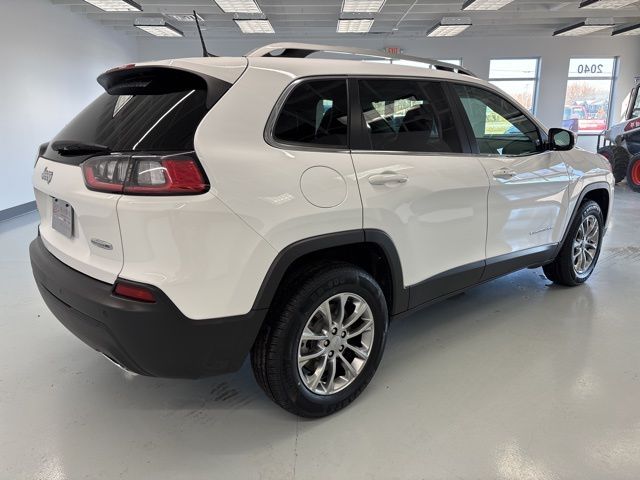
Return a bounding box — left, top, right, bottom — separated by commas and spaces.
114, 281, 156, 303
82, 153, 208, 195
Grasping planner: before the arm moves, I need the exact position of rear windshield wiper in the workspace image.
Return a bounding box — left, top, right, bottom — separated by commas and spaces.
51, 141, 111, 156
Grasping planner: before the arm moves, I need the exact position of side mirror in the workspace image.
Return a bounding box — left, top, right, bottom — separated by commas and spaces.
549, 128, 575, 151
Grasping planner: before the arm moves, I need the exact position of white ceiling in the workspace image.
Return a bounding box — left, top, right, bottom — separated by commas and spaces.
50, 0, 640, 39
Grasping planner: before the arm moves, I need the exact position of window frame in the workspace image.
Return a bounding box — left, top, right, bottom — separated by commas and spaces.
563, 56, 618, 136
265, 76, 351, 152
446, 80, 548, 158
626, 83, 640, 120
488, 57, 541, 114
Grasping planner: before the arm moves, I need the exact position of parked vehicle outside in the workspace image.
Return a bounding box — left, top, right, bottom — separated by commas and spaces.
30, 44, 614, 417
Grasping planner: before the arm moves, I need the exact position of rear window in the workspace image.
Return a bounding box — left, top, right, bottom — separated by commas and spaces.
44, 67, 231, 163
272, 79, 349, 148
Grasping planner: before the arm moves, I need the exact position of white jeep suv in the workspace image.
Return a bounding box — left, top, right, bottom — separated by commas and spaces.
30, 43, 614, 417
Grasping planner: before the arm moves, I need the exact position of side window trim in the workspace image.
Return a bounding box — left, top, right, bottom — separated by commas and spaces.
264, 76, 351, 152
447, 80, 547, 157
350, 76, 472, 155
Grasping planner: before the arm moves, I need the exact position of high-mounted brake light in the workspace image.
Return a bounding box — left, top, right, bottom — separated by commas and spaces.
114, 281, 156, 303
81, 152, 209, 195
105, 63, 136, 74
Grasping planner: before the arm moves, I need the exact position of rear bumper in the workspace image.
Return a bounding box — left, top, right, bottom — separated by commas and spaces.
30, 236, 266, 378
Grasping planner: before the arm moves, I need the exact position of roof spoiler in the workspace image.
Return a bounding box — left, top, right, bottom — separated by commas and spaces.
245, 42, 476, 77
97, 65, 231, 109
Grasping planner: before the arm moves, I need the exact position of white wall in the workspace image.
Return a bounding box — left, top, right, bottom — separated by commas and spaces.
138, 34, 640, 149
0, 0, 137, 211
2, 5, 639, 212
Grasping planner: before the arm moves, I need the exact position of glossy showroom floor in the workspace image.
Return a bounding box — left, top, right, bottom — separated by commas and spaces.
1, 186, 640, 480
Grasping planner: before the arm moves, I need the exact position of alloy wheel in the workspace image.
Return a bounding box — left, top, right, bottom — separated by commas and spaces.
572, 214, 600, 277
297, 293, 375, 395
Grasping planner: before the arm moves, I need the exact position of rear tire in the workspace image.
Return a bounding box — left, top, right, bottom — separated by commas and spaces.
598, 145, 630, 184
251, 262, 388, 417
543, 200, 604, 286
626, 154, 640, 193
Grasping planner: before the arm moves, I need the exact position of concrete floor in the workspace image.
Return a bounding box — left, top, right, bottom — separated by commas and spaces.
1, 185, 640, 480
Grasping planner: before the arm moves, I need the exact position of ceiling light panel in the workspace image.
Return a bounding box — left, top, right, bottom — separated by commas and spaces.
234, 19, 275, 33
214, 0, 262, 13
612, 22, 640, 35
462, 0, 515, 10
580, 0, 639, 8
342, 0, 386, 13
136, 24, 183, 37
427, 18, 472, 37
135, 18, 183, 37
337, 18, 375, 33
553, 19, 614, 36
166, 13, 204, 22
83, 0, 141, 12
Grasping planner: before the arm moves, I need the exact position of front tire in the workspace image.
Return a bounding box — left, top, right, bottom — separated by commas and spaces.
251, 263, 388, 417
598, 145, 629, 184
627, 154, 640, 193
543, 200, 604, 286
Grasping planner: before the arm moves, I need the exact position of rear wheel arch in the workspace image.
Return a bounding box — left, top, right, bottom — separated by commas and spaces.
252, 230, 408, 317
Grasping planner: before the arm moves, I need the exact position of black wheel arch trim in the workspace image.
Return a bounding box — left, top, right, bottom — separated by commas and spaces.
251, 229, 410, 315
552, 181, 611, 259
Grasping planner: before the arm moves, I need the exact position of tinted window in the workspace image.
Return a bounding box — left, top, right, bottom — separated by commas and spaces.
357, 79, 462, 153
454, 84, 541, 156
273, 79, 348, 148
631, 87, 640, 119
47, 89, 211, 160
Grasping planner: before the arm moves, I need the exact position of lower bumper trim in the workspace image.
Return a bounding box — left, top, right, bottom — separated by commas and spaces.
30, 237, 266, 378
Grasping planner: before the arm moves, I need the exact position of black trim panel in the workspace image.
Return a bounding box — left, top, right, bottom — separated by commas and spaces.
252, 229, 410, 315
552, 182, 610, 258
409, 260, 484, 309
405, 244, 557, 312
482, 244, 557, 281
30, 237, 265, 378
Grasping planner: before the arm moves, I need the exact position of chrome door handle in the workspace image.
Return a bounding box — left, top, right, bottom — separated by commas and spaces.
492, 168, 517, 180
368, 172, 408, 186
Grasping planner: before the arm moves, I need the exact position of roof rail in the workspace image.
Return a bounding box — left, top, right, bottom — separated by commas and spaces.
245, 43, 476, 77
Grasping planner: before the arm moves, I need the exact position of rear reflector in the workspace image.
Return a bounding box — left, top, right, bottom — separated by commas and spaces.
114, 281, 156, 303
81, 152, 208, 195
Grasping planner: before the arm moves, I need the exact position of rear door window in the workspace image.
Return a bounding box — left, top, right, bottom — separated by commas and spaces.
356, 78, 463, 153
272, 79, 349, 148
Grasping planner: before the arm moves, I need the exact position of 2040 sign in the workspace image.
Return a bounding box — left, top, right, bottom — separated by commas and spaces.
576, 63, 604, 75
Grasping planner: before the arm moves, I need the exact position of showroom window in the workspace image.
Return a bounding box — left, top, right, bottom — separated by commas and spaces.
273, 79, 349, 148
562, 58, 617, 135
453, 83, 541, 156
356, 79, 463, 153
489, 58, 540, 113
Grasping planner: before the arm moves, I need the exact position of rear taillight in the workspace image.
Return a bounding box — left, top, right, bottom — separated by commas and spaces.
81, 152, 208, 195
114, 281, 156, 303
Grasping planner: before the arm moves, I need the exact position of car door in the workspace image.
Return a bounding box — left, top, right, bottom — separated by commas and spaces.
350, 77, 490, 308
450, 82, 570, 278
